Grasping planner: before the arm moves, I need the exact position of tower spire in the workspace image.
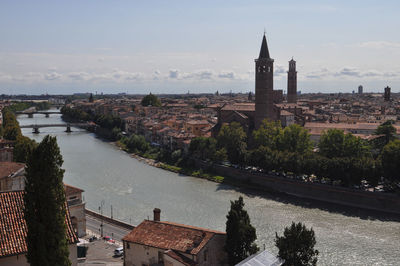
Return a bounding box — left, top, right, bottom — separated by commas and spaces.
258, 34, 270, 59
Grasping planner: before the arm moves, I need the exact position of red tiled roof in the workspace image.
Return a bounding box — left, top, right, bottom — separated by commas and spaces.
64, 184, 84, 196
0, 162, 25, 179
221, 103, 255, 112
122, 220, 225, 255
0, 190, 79, 257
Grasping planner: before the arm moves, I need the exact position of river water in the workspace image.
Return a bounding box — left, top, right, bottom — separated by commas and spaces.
17, 110, 400, 265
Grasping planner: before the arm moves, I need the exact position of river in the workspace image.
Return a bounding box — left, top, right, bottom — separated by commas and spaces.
17, 110, 400, 265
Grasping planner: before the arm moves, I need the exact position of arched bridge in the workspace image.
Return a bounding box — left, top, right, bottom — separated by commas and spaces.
16, 111, 61, 118
20, 123, 93, 134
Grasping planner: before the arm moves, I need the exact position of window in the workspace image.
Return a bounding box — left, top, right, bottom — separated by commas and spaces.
127, 243, 130, 249
204, 250, 208, 261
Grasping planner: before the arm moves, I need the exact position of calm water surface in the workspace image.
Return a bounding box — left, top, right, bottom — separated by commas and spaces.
18, 111, 400, 265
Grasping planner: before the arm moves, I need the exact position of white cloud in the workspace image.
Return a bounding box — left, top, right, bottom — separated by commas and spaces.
218, 71, 235, 79
45, 72, 62, 80
169, 69, 180, 79
358, 41, 400, 49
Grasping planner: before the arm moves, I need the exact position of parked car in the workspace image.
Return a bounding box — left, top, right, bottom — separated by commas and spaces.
114, 247, 124, 256
88, 236, 97, 242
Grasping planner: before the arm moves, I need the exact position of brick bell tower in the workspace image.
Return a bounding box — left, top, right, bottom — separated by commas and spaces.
287, 58, 297, 103
255, 34, 274, 129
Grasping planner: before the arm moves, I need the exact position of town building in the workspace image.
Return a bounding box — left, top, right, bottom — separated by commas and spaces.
122, 208, 227, 266
0, 190, 78, 266
65, 184, 86, 238
0, 162, 25, 192
0, 139, 14, 162
212, 34, 297, 137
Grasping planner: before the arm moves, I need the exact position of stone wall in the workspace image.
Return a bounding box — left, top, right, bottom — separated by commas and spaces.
194, 160, 400, 215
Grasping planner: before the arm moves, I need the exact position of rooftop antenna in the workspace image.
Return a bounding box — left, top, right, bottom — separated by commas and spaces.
264, 27, 266, 35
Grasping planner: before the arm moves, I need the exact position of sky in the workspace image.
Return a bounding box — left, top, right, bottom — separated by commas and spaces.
0, 0, 399, 95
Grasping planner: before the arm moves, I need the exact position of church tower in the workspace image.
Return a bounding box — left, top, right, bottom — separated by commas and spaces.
255, 34, 274, 129
287, 58, 297, 103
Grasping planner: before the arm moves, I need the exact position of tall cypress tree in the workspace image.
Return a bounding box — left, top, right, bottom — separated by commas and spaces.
225, 196, 259, 265
24, 135, 71, 266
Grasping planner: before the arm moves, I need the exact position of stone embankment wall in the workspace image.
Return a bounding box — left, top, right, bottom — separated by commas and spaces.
85, 209, 135, 230
194, 160, 400, 215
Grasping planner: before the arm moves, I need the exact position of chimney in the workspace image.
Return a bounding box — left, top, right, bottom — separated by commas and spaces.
153, 208, 161, 222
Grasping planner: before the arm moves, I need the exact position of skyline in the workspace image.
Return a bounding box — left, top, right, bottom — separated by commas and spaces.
1, 0, 400, 95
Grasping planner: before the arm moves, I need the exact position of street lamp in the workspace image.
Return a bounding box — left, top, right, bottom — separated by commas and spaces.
99, 200, 105, 237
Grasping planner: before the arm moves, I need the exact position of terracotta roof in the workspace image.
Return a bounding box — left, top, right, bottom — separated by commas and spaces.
164, 249, 196, 266
0, 162, 25, 179
64, 184, 84, 196
221, 103, 255, 112
122, 220, 225, 255
0, 190, 79, 257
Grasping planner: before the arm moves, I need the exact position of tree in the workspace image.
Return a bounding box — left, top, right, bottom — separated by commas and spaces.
189, 137, 217, 161
24, 135, 71, 266
217, 122, 247, 164
380, 139, 400, 182
225, 196, 259, 265
89, 93, 94, 103
318, 129, 370, 158
373, 120, 397, 153
13, 135, 37, 163
252, 119, 282, 150
280, 124, 312, 154
275, 222, 319, 266
141, 93, 161, 107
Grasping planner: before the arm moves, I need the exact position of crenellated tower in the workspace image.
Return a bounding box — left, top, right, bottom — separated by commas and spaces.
287, 58, 297, 103
255, 34, 274, 128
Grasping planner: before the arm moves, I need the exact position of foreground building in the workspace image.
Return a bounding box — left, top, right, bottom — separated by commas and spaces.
0, 162, 25, 192
64, 184, 86, 238
122, 208, 227, 266
0, 190, 78, 266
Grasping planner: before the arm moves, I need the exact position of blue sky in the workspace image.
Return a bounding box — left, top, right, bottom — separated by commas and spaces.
0, 0, 399, 94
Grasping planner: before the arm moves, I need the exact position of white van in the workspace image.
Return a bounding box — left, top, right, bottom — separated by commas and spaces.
114, 247, 123, 256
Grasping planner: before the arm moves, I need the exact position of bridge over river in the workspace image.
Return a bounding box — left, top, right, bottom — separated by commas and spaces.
20, 123, 92, 133
16, 111, 61, 118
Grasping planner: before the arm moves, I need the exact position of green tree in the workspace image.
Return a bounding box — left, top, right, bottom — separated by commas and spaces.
13, 136, 37, 163
217, 122, 247, 164
252, 119, 282, 149
141, 93, 161, 107
225, 196, 259, 265
280, 124, 312, 154
380, 139, 400, 182
275, 222, 319, 266
319, 129, 370, 158
189, 137, 217, 161
24, 135, 71, 266
373, 120, 397, 153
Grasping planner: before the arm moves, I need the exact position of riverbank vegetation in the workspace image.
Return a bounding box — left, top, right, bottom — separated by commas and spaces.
5, 101, 50, 112
60, 106, 124, 140
0, 106, 37, 163
189, 120, 400, 193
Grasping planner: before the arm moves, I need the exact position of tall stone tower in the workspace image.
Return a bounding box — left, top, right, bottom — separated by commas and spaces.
287, 58, 297, 103
255, 34, 274, 128
384, 86, 391, 101
358, 85, 363, 94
